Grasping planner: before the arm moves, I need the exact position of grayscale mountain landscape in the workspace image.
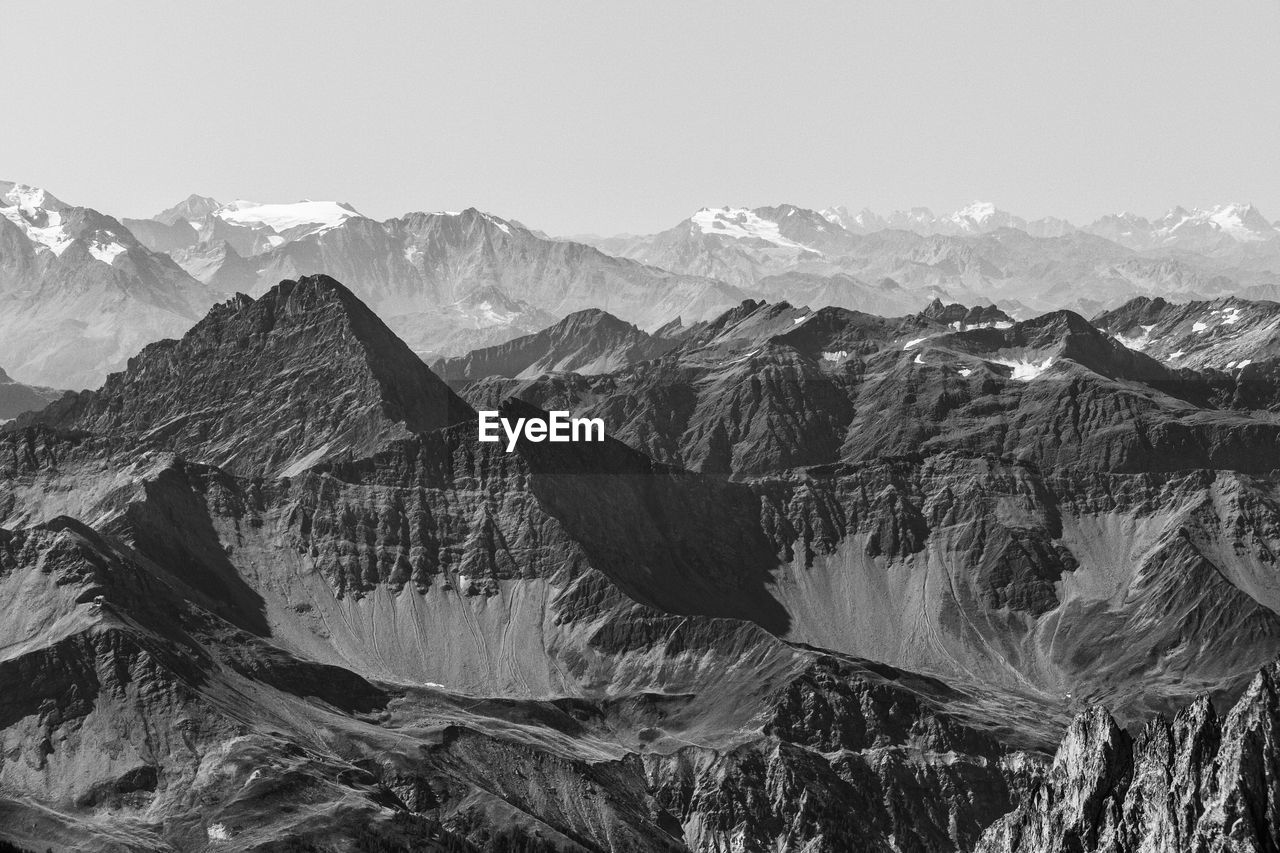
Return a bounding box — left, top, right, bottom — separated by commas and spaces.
5, 3, 1280, 851
5, 177, 1280, 852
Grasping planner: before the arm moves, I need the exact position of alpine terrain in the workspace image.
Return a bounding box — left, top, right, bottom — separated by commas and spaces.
4, 192, 1280, 853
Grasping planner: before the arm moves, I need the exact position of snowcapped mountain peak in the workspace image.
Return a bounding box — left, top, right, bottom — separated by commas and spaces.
418, 208, 519, 235
0, 181, 69, 214
214, 199, 362, 233
470, 209, 515, 234
946, 201, 1026, 233
819, 207, 847, 227
1206, 202, 1273, 238
1154, 202, 1277, 245
0, 181, 76, 255
821, 206, 887, 233
952, 200, 999, 223
689, 206, 810, 250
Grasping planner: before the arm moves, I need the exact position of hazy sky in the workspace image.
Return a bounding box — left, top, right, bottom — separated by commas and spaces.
5, 1, 1279, 235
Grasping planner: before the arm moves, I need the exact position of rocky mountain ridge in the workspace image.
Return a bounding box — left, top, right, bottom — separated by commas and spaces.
432, 308, 678, 383
1, 275, 1058, 852
26, 275, 472, 478
11, 181, 1280, 393
0, 182, 219, 389
977, 658, 1280, 853
4, 179, 1280, 850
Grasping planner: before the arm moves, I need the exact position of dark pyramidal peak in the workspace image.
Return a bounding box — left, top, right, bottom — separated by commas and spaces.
31, 274, 472, 477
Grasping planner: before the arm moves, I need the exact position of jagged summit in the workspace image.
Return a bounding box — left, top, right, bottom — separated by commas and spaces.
31, 274, 472, 476
977, 657, 1280, 853
901, 307, 1174, 384
152, 193, 221, 226
0, 180, 72, 214
1093, 294, 1280, 373
918, 296, 1012, 328
0, 182, 217, 390
433, 306, 676, 381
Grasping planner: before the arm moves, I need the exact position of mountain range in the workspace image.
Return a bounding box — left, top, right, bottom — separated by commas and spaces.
574, 202, 1280, 322
8, 176, 1280, 850
818, 200, 1280, 249
7, 266, 1280, 849
0, 182, 217, 390
7, 180, 1280, 391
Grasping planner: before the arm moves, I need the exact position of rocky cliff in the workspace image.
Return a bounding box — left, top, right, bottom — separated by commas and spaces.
977, 659, 1280, 853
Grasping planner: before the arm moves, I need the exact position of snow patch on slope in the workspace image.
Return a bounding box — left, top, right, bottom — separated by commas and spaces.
88, 241, 127, 264
989, 356, 1057, 380
1, 184, 74, 255
216, 200, 359, 232
1116, 324, 1156, 351
691, 207, 812, 251
1, 206, 72, 255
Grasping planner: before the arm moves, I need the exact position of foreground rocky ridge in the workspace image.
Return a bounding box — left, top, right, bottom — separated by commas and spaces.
977, 660, 1280, 853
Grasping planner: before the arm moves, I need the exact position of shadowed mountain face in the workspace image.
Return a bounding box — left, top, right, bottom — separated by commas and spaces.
464, 298, 1272, 477
453, 297, 1280, 731
5, 277, 1280, 852
27, 275, 473, 478
432, 308, 678, 382
0, 368, 63, 420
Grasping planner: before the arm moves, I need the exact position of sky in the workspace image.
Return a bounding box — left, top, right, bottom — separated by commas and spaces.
4, 1, 1279, 236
